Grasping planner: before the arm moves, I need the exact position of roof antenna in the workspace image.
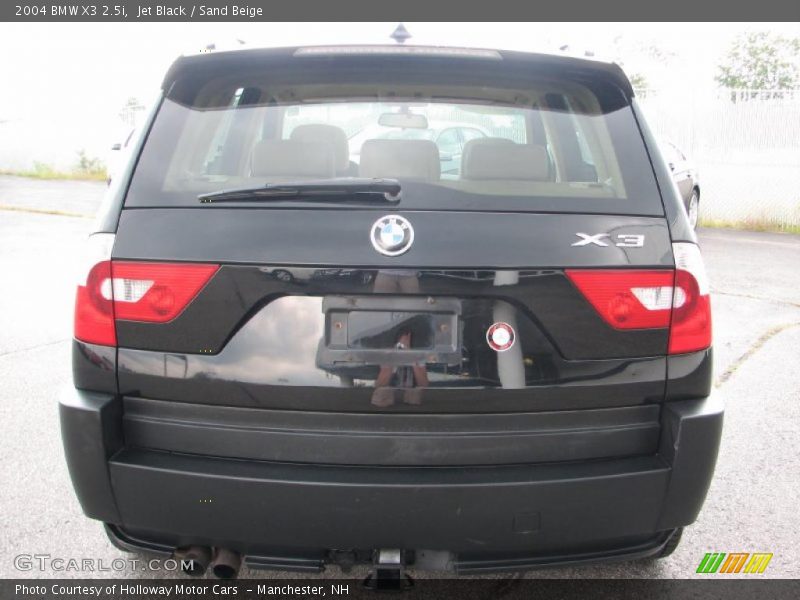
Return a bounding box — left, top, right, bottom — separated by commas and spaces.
390, 23, 412, 44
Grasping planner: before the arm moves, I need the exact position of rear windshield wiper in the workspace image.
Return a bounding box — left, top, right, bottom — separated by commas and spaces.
198, 178, 401, 204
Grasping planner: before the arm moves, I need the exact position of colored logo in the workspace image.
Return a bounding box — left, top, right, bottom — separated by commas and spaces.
370, 215, 414, 256
696, 552, 773, 574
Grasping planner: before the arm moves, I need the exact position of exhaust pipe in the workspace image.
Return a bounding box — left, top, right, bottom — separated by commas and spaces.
211, 548, 242, 580
178, 546, 212, 577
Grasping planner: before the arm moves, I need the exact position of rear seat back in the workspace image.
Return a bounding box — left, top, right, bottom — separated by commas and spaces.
359, 139, 440, 182
251, 139, 335, 179
289, 124, 352, 175
462, 138, 550, 181
461, 137, 515, 170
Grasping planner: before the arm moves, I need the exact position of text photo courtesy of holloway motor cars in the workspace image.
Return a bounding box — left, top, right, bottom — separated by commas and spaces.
0, 3, 799, 599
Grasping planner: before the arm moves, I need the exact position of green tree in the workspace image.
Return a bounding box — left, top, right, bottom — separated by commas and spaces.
75, 149, 106, 177
628, 73, 649, 91
716, 31, 800, 91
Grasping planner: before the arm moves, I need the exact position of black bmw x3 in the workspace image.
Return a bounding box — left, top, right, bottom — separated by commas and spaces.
61, 44, 721, 580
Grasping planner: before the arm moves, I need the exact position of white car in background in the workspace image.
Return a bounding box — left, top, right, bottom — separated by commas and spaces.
106, 127, 136, 184
662, 140, 701, 229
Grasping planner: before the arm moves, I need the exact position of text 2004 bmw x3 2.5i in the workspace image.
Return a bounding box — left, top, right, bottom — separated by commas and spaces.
61, 45, 721, 581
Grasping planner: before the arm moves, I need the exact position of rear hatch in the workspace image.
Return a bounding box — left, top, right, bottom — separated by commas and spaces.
77, 47, 710, 465
111, 210, 673, 412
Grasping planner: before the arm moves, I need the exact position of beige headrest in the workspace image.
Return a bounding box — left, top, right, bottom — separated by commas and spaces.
251, 139, 335, 179
289, 124, 350, 172
359, 139, 440, 182
462, 139, 550, 181
461, 137, 514, 172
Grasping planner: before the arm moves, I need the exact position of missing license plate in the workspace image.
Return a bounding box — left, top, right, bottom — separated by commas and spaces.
346, 311, 435, 349
321, 296, 462, 366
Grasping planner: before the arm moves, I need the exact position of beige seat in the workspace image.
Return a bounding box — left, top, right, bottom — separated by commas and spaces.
460, 137, 515, 173
289, 124, 352, 175
462, 138, 550, 181
250, 139, 335, 179
359, 139, 440, 182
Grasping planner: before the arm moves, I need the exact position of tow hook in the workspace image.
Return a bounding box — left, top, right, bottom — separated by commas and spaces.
363, 549, 413, 591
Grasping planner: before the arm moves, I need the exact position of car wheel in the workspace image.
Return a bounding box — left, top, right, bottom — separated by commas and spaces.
274, 269, 293, 282
687, 190, 699, 230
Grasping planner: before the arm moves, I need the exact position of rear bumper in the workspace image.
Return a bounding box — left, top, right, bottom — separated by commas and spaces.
60, 388, 723, 572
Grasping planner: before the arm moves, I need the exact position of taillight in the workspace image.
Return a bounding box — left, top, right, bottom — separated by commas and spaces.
109, 262, 218, 322
74, 234, 116, 346
74, 234, 218, 347
566, 242, 711, 355
668, 242, 712, 354
565, 270, 675, 329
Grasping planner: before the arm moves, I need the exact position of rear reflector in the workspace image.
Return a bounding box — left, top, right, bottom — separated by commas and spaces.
565, 242, 711, 355
74, 234, 219, 347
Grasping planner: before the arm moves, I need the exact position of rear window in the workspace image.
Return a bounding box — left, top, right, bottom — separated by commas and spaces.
126, 54, 662, 214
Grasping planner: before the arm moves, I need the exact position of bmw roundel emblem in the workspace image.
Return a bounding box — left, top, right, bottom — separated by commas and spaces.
370, 215, 414, 257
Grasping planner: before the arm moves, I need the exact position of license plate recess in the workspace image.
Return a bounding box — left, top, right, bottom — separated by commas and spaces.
319, 296, 462, 367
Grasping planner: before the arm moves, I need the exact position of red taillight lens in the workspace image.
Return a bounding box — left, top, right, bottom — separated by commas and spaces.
565, 270, 675, 329
74, 234, 219, 347
668, 243, 712, 354
110, 262, 219, 323
74, 260, 116, 346
565, 243, 711, 355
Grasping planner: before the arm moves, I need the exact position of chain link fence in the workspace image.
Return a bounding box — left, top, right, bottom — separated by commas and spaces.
119, 103, 147, 128
636, 88, 800, 229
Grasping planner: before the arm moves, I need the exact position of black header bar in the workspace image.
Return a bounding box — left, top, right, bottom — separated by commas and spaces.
2, 0, 798, 22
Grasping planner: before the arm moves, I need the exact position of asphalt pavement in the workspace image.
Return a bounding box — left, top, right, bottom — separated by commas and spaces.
1, 175, 798, 580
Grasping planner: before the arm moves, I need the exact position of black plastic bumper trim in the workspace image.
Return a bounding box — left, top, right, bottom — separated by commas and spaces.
104, 522, 677, 575
59, 387, 122, 523
123, 398, 661, 466
107, 449, 671, 554
105, 523, 173, 557
453, 529, 676, 574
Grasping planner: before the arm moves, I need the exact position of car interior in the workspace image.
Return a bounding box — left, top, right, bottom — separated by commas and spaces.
160, 81, 628, 200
